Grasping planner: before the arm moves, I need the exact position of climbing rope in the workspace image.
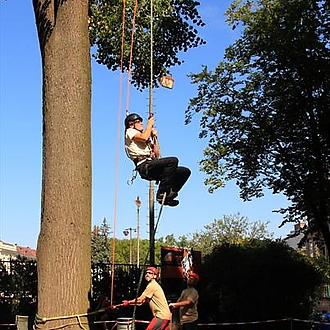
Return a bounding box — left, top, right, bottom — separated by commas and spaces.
149, 0, 154, 117
109, 0, 128, 306
115, 0, 169, 325
34, 310, 102, 330
125, 0, 139, 115
111, 0, 139, 306
34, 1, 163, 327
34, 303, 126, 330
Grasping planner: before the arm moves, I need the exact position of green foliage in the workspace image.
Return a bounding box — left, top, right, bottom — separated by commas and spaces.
112, 238, 149, 264
91, 263, 145, 305
0, 257, 37, 323
187, 213, 273, 256
92, 217, 112, 264
91, 219, 193, 265
92, 217, 157, 264
89, 0, 206, 89
186, 0, 330, 251
199, 240, 325, 322
157, 234, 191, 249
311, 254, 330, 282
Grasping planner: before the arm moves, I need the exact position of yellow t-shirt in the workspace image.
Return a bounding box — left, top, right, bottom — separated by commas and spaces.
142, 279, 171, 320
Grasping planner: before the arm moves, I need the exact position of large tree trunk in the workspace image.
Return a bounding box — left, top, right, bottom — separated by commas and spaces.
33, 0, 91, 327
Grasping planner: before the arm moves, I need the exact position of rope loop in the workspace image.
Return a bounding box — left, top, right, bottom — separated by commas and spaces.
127, 169, 138, 185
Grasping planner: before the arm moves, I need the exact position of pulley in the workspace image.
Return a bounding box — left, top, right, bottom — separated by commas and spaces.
158, 74, 174, 89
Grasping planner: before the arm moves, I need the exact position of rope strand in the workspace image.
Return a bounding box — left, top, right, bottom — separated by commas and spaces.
111, 0, 128, 306
125, 0, 139, 115
112, 0, 139, 305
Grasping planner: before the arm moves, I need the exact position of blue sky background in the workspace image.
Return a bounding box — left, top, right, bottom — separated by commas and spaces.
0, 0, 292, 250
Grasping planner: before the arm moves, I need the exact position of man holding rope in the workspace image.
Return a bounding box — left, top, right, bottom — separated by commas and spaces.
122, 266, 171, 330
169, 273, 199, 330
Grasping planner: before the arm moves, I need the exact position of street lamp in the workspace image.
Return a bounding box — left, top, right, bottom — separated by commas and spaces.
123, 227, 136, 264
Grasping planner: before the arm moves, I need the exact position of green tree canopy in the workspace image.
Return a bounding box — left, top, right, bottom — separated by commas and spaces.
186, 0, 330, 252
92, 214, 271, 264
199, 240, 326, 322
157, 234, 191, 249
91, 217, 154, 265
0, 257, 37, 322
89, 0, 206, 89
187, 213, 273, 256
92, 217, 112, 264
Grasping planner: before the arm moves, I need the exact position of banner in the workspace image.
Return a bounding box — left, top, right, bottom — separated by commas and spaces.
161, 246, 201, 279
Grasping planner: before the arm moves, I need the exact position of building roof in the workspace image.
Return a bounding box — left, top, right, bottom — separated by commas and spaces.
0, 240, 36, 260
16, 246, 37, 259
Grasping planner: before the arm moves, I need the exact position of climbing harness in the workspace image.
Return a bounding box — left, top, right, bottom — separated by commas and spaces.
125, 115, 157, 185
125, 140, 154, 185
127, 168, 138, 185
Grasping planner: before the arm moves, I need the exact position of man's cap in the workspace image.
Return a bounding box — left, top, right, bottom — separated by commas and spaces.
146, 266, 159, 276
189, 272, 200, 283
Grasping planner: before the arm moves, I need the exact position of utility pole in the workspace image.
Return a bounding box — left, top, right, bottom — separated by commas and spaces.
149, 182, 155, 265
135, 196, 141, 267
148, 0, 156, 266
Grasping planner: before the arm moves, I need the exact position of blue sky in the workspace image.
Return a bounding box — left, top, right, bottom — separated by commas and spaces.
0, 0, 292, 250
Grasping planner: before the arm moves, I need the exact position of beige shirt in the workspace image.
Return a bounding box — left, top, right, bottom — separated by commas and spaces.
142, 279, 172, 320
125, 128, 152, 159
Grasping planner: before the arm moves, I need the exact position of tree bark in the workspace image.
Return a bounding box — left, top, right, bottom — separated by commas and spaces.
33, 0, 91, 327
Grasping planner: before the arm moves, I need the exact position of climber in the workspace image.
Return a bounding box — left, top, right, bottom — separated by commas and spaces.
124, 113, 191, 207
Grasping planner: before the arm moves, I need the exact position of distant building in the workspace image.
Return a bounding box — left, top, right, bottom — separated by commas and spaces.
0, 240, 18, 261
285, 222, 329, 258
285, 222, 330, 313
0, 240, 36, 261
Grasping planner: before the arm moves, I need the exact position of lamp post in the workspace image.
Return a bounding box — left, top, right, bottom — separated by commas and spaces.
135, 196, 141, 267
123, 227, 136, 264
